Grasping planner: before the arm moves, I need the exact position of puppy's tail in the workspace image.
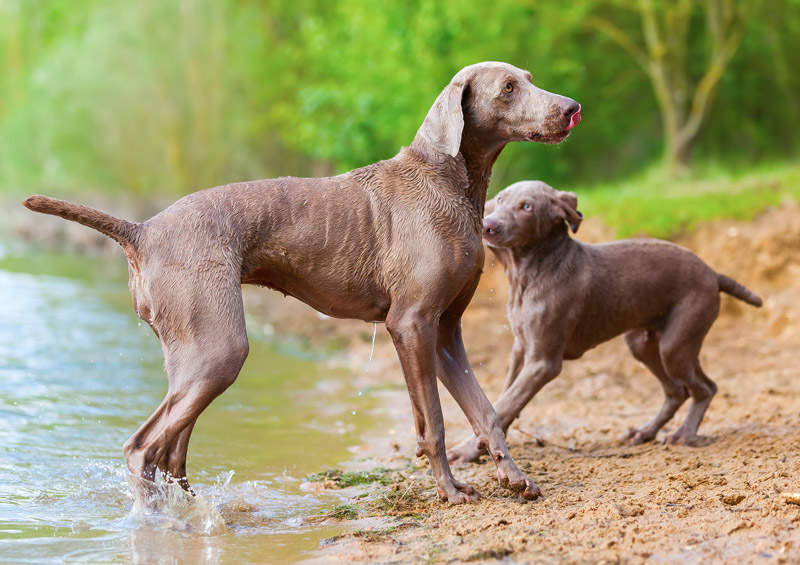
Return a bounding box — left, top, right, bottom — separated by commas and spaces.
23, 195, 141, 248
718, 273, 762, 307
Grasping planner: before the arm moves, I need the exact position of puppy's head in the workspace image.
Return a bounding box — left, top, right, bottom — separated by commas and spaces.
483, 181, 583, 248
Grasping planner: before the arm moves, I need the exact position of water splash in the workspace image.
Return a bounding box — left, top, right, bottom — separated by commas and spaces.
127, 474, 227, 536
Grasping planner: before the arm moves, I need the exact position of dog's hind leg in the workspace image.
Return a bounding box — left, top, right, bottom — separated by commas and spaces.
657, 297, 719, 446
623, 328, 688, 444
123, 273, 249, 493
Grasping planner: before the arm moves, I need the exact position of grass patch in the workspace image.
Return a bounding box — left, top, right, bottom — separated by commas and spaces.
305, 467, 395, 488
465, 547, 514, 561
577, 163, 800, 238
365, 479, 431, 519
326, 504, 361, 520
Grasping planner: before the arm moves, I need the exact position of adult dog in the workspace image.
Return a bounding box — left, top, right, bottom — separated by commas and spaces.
24, 63, 581, 503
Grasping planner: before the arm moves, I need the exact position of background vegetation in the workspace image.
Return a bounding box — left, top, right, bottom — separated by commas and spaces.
1, 0, 798, 235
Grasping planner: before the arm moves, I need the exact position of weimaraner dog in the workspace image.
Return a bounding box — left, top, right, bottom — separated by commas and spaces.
23, 62, 581, 503
448, 180, 762, 464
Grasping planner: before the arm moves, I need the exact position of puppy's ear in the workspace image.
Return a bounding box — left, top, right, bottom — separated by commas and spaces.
483, 196, 497, 216
416, 77, 467, 157
554, 190, 583, 233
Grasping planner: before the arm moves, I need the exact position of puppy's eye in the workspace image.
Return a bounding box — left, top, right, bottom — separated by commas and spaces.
503, 82, 514, 93
522, 202, 531, 210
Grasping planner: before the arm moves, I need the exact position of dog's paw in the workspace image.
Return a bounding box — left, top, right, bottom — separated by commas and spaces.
623, 427, 657, 445
437, 479, 480, 504
496, 460, 542, 500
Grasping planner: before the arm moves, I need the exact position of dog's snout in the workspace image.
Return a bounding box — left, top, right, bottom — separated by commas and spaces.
483, 217, 500, 235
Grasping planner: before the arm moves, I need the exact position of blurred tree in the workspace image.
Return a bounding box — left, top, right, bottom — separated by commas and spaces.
0, 0, 797, 196
587, 0, 750, 175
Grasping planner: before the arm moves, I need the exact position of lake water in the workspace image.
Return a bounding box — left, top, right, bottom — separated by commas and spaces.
0, 243, 377, 563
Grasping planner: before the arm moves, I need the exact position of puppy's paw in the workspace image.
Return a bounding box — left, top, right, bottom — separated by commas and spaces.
622, 427, 657, 445
447, 440, 483, 466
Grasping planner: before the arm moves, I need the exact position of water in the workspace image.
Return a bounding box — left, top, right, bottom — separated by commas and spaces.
0, 245, 376, 563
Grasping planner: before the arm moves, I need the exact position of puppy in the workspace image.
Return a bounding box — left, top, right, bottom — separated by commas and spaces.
449, 180, 762, 464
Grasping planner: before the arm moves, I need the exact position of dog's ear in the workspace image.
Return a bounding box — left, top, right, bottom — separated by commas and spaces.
554, 190, 583, 233
483, 196, 497, 216
416, 77, 467, 157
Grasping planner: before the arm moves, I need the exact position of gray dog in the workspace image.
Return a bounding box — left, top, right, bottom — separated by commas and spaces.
23, 63, 582, 503
448, 180, 762, 465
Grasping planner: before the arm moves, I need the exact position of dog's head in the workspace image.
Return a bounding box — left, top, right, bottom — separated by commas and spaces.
415, 62, 581, 157
482, 181, 583, 248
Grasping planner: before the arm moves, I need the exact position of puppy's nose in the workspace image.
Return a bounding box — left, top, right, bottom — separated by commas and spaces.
483, 217, 500, 235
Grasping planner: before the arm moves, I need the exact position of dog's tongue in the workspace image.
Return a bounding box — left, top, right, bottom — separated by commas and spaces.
566, 108, 582, 131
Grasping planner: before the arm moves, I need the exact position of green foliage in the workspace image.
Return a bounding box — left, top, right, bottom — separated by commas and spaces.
0, 0, 798, 198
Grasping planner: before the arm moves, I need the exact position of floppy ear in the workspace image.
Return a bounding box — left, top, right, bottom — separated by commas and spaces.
554, 190, 583, 233
416, 78, 467, 157
483, 196, 497, 216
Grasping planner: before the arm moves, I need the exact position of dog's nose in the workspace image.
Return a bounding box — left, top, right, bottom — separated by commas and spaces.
563, 100, 580, 118
563, 100, 581, 130
483, 217, 500, 235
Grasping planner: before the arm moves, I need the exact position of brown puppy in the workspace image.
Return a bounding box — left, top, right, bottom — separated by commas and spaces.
22, 63, 582, 503
448, 180, 762, 465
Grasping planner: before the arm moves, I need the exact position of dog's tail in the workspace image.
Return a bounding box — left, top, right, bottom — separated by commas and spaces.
23, 195, 141, 248
717, 273, 762, 307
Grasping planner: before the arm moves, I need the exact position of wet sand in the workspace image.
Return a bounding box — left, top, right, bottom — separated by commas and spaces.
301, 201, 800, 564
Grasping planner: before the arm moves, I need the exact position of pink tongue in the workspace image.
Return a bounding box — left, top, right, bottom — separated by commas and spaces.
566, 110, 582, 131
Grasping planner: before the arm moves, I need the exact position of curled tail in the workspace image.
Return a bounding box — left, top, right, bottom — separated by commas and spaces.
23, 195, 140, 247
718, 273, 762, 307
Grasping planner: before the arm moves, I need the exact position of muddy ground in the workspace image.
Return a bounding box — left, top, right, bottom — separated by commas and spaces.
10, 197, 800, 563
291, 201, 800, 564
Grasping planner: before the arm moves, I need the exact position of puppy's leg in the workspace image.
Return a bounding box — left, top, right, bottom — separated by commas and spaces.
448, 336, 525, 465
623, 328, 688, 444
437, 316, 541, 499
666, 360, 717, 445
502, 337, 526, 389
658, 297, 719, 446
386, 307, 479, 504
448, 354, 559, 465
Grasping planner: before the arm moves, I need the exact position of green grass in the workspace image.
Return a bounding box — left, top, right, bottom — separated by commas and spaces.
576, 162, 800, 239
305, 467, 395, 488
325, 504, 361, 520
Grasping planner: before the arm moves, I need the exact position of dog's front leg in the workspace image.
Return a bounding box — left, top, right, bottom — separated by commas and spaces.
386, 308, 479, 504
449, 336, 525, 465
437, 319, 541, 499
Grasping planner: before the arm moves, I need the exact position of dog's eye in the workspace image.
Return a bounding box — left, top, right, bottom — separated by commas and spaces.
503, 82, 514, 93
522, 202, 531, 210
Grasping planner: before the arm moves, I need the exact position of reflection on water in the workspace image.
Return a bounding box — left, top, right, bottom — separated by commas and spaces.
0, 249, 376, 563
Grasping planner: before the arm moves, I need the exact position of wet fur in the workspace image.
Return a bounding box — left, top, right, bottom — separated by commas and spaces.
24, 63, 581, 503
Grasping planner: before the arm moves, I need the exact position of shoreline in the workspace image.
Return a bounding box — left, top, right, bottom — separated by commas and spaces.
7, 195, 800, 563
